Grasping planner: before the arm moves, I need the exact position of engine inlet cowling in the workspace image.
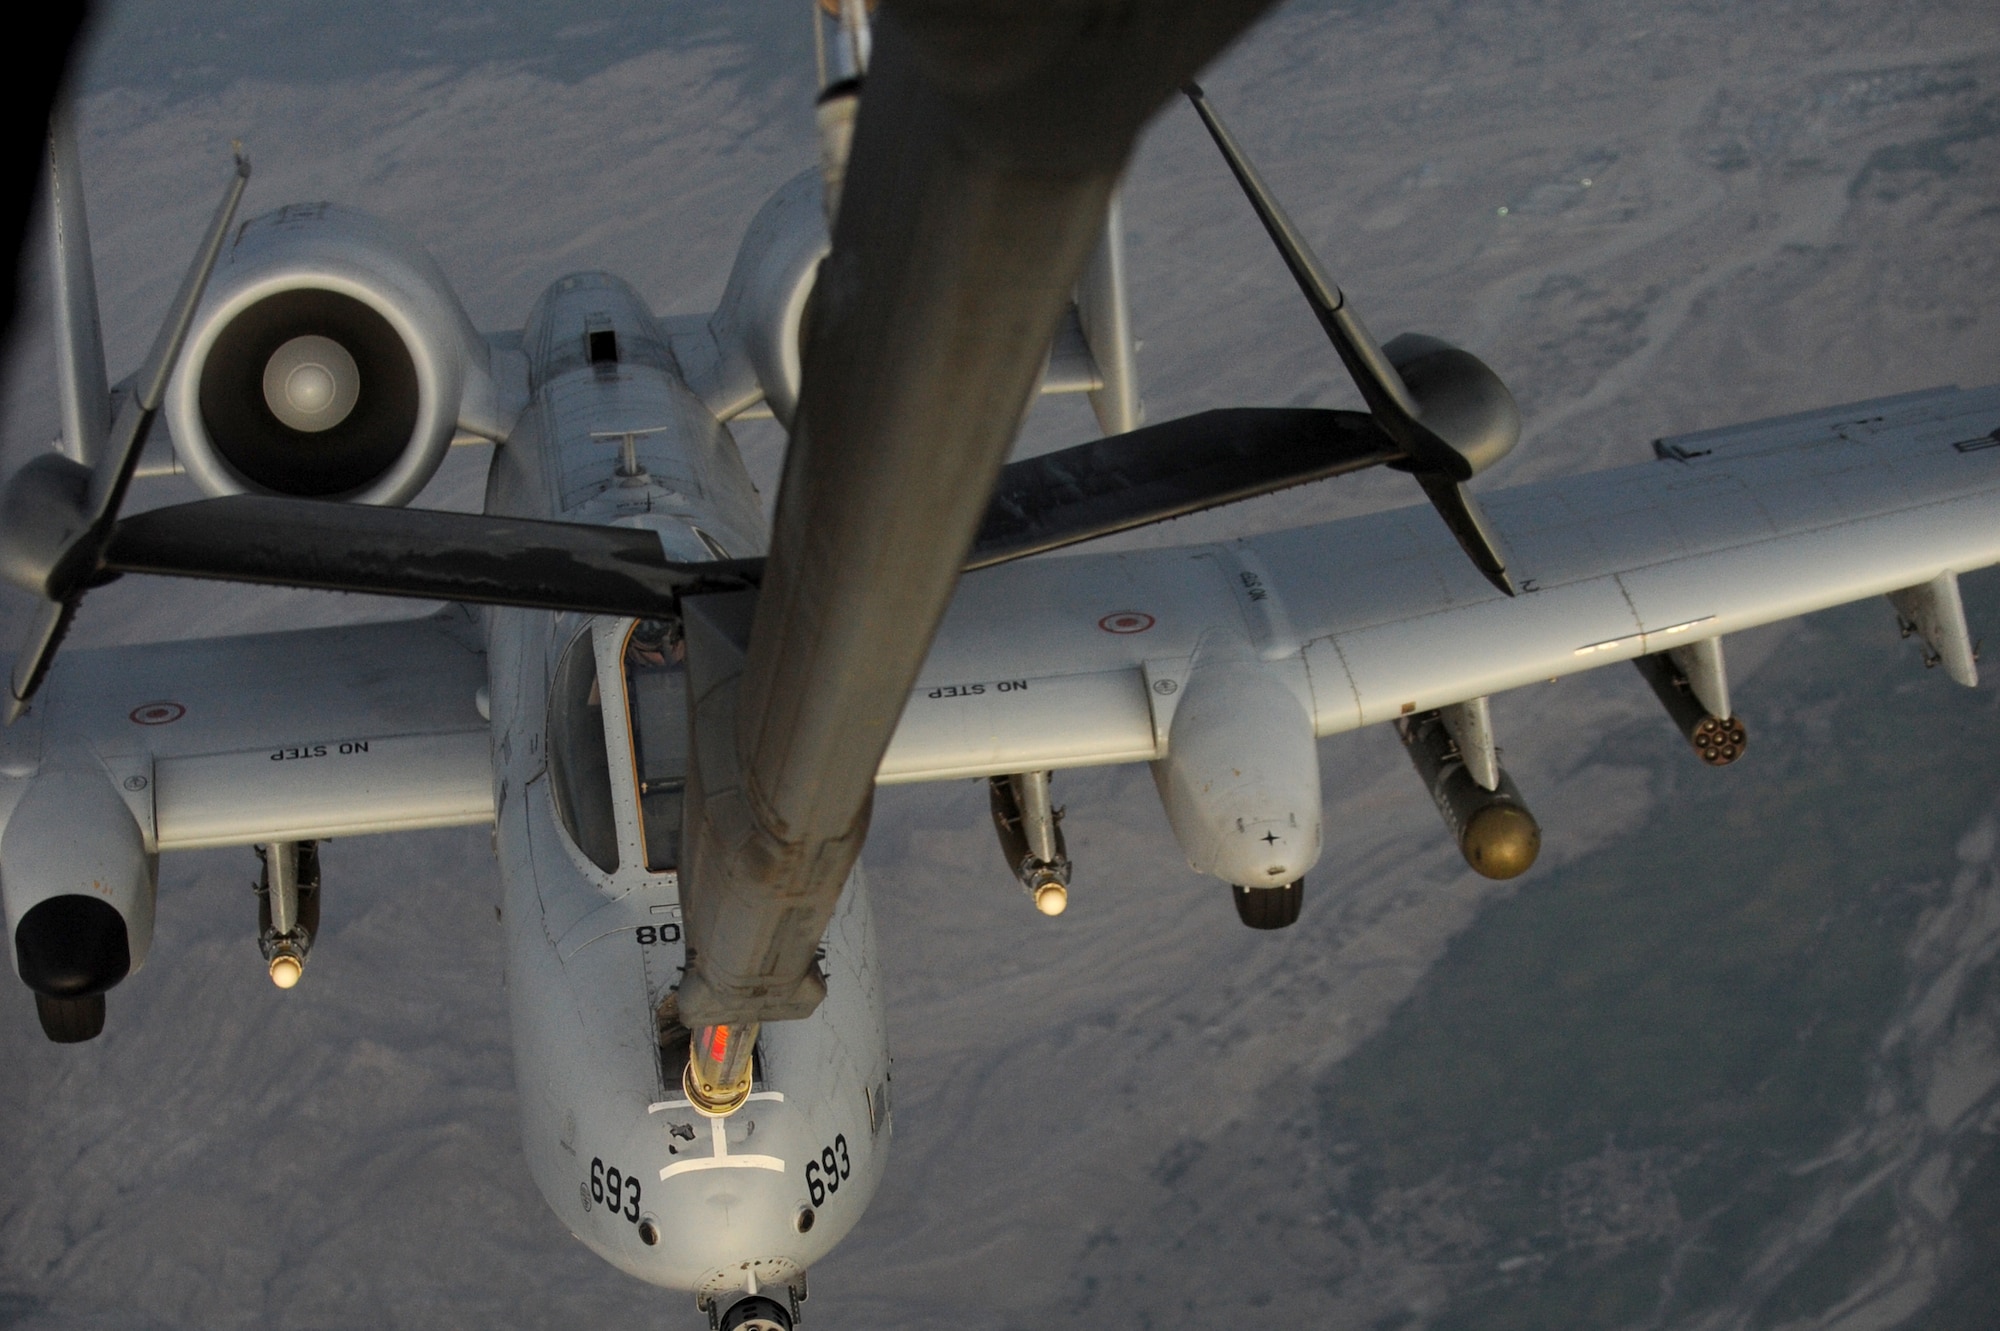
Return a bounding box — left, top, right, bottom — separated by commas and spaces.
165, 204, 497, 505
705, 171, 829, 426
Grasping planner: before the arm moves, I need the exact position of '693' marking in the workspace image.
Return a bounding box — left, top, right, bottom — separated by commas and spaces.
803, 1133, 850, 1206
588, 1156, 642, 1224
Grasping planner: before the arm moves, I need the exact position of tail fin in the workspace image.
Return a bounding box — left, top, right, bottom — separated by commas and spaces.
46, 94, 109, 468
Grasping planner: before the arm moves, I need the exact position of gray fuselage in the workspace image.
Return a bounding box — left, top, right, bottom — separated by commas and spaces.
479, 272, 891, 1303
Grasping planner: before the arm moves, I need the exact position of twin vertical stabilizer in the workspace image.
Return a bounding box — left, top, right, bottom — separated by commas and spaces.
46, 95, 109, 469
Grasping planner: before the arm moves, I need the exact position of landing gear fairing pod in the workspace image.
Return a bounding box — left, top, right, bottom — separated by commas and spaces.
1232, 879, 1303, 930
1151, 635, 1322, 911
2, 766, 157, 1042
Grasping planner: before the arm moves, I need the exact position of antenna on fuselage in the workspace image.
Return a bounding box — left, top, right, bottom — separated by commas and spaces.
589, 425, 672, 488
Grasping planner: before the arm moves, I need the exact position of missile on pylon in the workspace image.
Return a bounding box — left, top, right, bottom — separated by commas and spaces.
989, 771, 1072, 915
256, 840, 321, 988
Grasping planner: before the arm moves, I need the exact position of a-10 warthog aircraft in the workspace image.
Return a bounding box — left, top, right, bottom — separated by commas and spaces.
4, 3, 1997, 1327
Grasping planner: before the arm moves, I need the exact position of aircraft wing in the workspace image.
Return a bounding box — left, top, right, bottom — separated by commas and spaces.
37, 383, 1994, 853
27, 608, 491, 851
883, 384, 2000, 782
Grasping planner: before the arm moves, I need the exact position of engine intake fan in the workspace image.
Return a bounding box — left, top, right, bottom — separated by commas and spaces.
199, 290, 417, 496
165, 204, 498, 506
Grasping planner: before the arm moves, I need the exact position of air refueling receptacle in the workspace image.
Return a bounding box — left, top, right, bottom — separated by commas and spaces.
256, 840, 321, 988
1633, 636, 1746, 766
988, 771, 1072, 915
1398, 705, 1540, 879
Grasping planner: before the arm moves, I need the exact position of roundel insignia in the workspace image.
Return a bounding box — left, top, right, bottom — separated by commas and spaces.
129, 702, 187, 726
1098, 611, 1155, 634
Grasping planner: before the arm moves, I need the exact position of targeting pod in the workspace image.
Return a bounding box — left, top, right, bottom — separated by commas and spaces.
988, 771, 1072, 916
256, 841, 320, 988
1398, 707, 1540, 879
1633, 637, 1745, 766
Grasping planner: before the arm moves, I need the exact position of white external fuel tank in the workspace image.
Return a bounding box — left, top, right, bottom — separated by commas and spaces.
1150, 634, 1322, 888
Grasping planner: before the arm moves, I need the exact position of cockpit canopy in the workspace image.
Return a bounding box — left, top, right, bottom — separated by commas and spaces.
547, 619, 689, 876
622, 618, 689, 872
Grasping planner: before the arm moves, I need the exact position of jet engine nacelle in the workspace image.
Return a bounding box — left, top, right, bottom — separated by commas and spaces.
707, 171, 829, 428
165, 203, 500, 505
1151, 639, 1322, 888
2, 767, 156, 1005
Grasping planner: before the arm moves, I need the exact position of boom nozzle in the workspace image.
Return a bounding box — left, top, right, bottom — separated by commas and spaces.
685, 1021, 759, 1117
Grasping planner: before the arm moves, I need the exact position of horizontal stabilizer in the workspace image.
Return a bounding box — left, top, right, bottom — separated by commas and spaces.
971, 407, 1400, 568
98, 407, 1401, 617
104, 496, 759, 616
